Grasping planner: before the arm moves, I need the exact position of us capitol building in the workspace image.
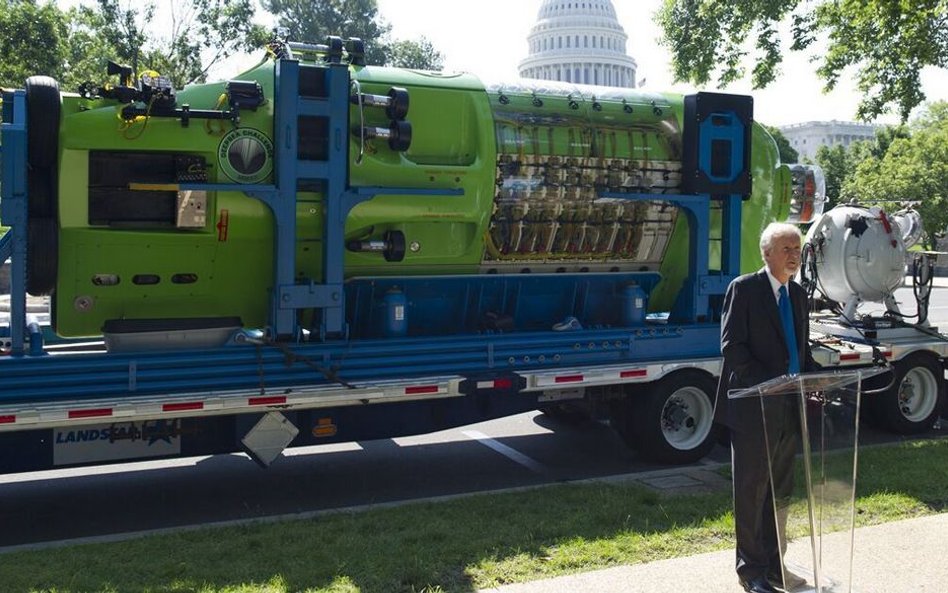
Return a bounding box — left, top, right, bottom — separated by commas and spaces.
518, 0, 637, 88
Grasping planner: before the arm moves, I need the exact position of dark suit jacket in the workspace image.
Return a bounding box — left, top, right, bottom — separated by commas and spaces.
715, 269, 817, 430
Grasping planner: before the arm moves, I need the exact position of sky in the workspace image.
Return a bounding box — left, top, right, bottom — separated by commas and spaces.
59, 0, 948, 127
370, 0, 947, 127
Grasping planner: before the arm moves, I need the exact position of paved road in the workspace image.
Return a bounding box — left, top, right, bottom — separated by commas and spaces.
0, 411, 730, 548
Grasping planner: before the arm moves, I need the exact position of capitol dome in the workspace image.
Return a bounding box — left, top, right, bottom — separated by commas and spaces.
518, 0, 637, 88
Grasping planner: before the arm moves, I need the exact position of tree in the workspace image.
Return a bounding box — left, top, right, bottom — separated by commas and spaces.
388, 37, 444, 71
265, 0, 391, 66
0, 1, 267, 91
265, 0, 445, 70
77, 0, 268, 89
814, 143, 861, 210
871, 124, 912, 159
843, 102, 948, 249
0, 0, 69, 88
657, 0, 948, 122
762, 125, 798, 164
817, 124, 914, 211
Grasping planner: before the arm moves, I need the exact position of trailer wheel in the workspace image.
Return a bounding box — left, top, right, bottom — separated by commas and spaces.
869, 352, 944, 434
614, 371, 718, 464
25, 76, 61, 169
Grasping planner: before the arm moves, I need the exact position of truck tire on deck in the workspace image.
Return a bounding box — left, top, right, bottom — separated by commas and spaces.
27, 217, 58, 296
25, 76, 60, 169
868, 352, 945, 434
27, 167, 55, 218
612, 371, 719, 464
24, 76, 60, 295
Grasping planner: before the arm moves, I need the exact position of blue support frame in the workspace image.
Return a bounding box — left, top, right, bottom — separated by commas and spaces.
598, 191, 742, 323
0, 90, 29, 356
182, 59, 460, 340
598, 103, 749, 323
180, 59, 351, 340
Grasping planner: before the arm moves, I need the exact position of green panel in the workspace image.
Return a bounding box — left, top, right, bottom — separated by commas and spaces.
343, 70, 496, 277
55, 194, 274, 336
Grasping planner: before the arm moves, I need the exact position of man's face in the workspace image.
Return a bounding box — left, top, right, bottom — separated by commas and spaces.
764, 234, 802, 283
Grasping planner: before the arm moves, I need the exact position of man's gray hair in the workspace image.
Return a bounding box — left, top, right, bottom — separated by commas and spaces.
759, 222, 802, 258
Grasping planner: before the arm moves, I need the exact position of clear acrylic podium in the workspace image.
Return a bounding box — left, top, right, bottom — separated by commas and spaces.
729, 368, 886, 593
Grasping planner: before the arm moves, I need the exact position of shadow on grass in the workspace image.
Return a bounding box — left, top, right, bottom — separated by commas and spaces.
1, 440, 945, 593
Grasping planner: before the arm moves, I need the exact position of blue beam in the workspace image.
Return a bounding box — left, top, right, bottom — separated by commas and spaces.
0, 90, 28, 356
317, 63, 352, 338
598, 191, 713, 322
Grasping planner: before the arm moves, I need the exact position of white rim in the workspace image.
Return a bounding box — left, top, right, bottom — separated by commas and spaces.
661, 386, 713, 450
899, 366, 939, 423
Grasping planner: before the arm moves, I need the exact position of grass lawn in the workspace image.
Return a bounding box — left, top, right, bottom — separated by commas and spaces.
1, 439, 945, 593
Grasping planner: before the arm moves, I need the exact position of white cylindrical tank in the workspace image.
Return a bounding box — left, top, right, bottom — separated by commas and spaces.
805, 205, 908, 307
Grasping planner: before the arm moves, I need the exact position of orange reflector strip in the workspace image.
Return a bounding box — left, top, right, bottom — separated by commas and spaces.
405, 385, 439, 395
620, 369, 647, 378
839, 353, 860, 361
162, 402, 205, 412
0, 415, 14, 424
313, 419, 338, 437
249, 396, 287, 406
313, 425, 337, 437
69, 408, 113, 419
555, 374, 584, 383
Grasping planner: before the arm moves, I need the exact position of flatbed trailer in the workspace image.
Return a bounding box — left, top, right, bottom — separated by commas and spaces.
1, 39, 944, 475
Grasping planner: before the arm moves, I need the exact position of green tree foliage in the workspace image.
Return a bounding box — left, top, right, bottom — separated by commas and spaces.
0, 0, 69, 87
814, 144, 850, 210
843, 102, 948, 249
78, 0, 268, 89
816, 124, 914, 210
265, 0, 392, 65
0, 1, 266, 92
870, 124, 912, 160
264, 0, 445, 70
762, 125, 798, 164
657, 0, 948, 122
388, 37, 444, 71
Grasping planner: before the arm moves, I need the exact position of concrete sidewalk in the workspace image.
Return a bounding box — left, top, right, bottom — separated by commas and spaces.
479, 513, 948, 593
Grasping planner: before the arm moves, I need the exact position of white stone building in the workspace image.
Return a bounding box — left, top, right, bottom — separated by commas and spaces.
779, 120, 880, 161
518, 0, 637, 88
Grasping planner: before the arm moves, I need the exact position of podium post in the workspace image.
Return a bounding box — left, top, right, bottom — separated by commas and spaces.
729, 368, 887, 593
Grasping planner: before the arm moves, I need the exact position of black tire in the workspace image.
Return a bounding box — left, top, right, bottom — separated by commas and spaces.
27, 166, 55, 219
613, 371, 719, 464
868, 352, 945, 434
25, 76, 61, 169
27, 217, 58, 296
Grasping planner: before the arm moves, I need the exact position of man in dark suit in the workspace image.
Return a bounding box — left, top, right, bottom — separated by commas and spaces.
718, 222, 818, 593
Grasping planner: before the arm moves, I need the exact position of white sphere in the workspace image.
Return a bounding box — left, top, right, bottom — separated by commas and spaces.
805, 205, 906, 304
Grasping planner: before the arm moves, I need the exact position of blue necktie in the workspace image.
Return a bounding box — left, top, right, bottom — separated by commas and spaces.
778, 285, 800, 375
